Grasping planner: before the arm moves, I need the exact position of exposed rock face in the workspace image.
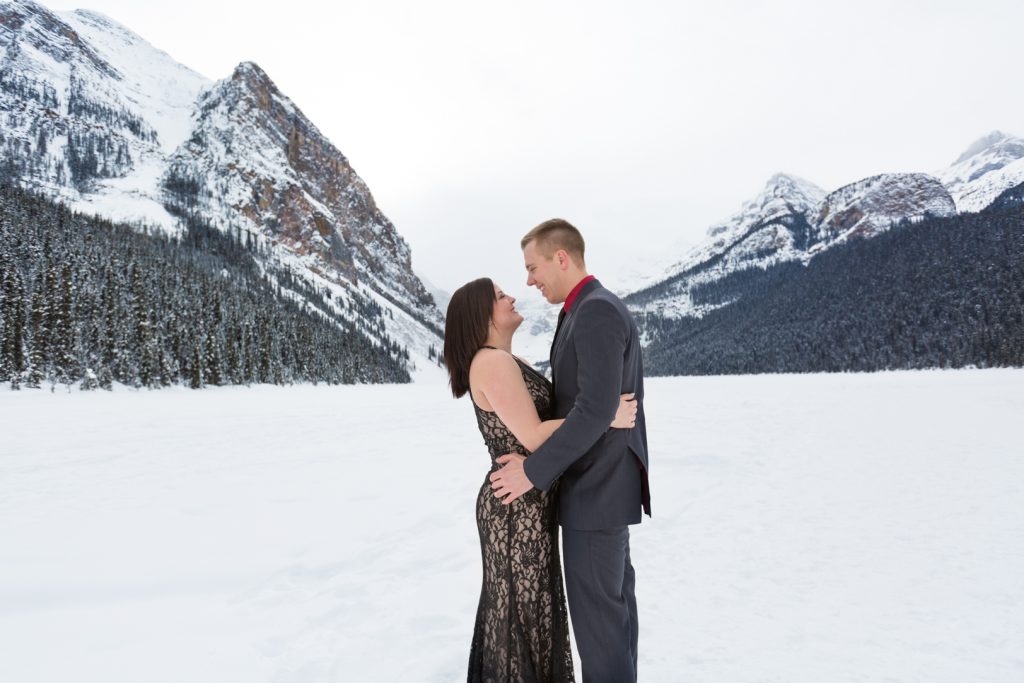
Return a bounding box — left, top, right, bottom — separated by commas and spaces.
622, 129, 1024, 324
0, 1, 442, 374
810, 173, 955, 249
625, 172, 955, 320
0, 0, 442, 373
164, 61, 435, 329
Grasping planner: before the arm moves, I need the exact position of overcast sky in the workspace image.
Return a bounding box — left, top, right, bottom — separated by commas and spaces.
48, 0, 1024, 295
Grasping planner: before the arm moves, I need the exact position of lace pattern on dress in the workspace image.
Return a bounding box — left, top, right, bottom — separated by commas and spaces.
467, 356, 574, 683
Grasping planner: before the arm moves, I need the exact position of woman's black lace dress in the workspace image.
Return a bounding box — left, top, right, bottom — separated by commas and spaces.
468, 355, 575, 683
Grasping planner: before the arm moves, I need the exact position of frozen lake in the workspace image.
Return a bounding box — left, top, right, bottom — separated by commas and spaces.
2, 369, 1022, 682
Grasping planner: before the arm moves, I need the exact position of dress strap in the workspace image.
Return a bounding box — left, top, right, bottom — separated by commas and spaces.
481, 345, 497, 350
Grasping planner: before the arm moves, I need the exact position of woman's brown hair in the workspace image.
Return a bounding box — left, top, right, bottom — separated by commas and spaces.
444, 277, 495, 398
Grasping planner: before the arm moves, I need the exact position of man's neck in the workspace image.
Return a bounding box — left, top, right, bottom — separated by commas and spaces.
562, 273, 595, 312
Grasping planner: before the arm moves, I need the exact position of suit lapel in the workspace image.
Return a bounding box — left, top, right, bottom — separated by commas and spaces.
549, 308, 566, 369
549, 279, 602, 370
550, 308, 574, 368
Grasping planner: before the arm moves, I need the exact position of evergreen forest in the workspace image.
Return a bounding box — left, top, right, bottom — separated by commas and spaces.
638, 187, 1024, 375
0, 184, 411, 390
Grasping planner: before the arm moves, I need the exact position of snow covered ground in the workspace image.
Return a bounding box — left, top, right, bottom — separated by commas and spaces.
1, 369, 1022, 682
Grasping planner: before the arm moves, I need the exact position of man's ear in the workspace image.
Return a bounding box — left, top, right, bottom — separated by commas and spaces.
556, 249, 569, 269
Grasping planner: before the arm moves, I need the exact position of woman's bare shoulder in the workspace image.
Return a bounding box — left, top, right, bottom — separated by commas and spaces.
470, 347, 517, 378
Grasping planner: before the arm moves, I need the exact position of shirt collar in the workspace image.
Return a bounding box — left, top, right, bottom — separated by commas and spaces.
563, 275, 596, 312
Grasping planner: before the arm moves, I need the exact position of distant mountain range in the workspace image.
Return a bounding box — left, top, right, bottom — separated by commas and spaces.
640, 194, 1024, 375
418, 131, 1024, 374
2, 0, 1020, 382
624, 131, 1024, 321
501, 131, 1024, 373
622, 131, 1024, 375
0, 0, 441, 385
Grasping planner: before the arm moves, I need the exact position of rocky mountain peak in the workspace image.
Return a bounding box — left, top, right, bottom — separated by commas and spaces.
760, 171, 826, 212
953, 130, 1011, 165
811, 173, 955, 246
706, 171, 824, 238
1, 0, 118, 78
232, 60, 269, 81
937, 130, 1024, 213
196, 60, 300, 150
625, 171, 956, 320
1, 0, 442, 377
224, 61, 288, 109
764, 172, 823, 196
167, 60, 437, 334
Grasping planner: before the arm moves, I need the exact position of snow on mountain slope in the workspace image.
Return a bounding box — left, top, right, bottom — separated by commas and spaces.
626, 172, 956, 320
625, 128, 1024, 326
809, 173, 955, 250
0, 0, 443, 379
162, 61, 441, 362
56, 8, 210, 153
0, 0, 210, 230
937, 131, 1024, 213
625, 173, 826, 319
664, 173, 826, 284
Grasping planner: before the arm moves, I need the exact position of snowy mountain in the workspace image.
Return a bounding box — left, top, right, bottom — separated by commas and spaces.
623, 127, 1024, 326
936, 130, 1024, 213
163, 60, 439, 343
641, 203, 1024, 375
0, 1, 209, 225
516, 171, 954, 353
625, 170, 957, 320
704, 173, 826, 251
809, 173, 955, 249
623, 174, 825, 318
0, 0, 442, 379
626, 174, 814, 319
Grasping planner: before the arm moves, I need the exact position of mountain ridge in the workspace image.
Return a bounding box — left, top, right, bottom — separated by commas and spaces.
621, 132, 1014, 325
0, 0, 443, 380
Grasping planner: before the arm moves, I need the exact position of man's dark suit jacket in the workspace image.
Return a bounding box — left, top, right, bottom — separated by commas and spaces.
523, 278, 651, 530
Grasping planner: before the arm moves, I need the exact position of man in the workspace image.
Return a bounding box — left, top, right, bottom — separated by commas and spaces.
489, 218, 651, 682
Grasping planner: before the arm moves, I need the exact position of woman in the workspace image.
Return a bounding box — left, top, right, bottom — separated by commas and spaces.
444, 277, 636, 683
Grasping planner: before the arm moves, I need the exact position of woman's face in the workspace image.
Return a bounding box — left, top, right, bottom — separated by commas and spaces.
491, 283, 524, 333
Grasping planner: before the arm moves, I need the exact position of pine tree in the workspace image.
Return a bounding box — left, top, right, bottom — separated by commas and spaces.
49, 260, 76, 388
26, 286, 47, 388
0, 183, 413, 390
190, 342, 203, 389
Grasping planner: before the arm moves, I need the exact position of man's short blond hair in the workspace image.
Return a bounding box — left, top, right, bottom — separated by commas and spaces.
520, 218, 586, 267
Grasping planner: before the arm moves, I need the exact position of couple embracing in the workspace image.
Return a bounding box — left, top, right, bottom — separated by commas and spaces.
443, 219, 652, 683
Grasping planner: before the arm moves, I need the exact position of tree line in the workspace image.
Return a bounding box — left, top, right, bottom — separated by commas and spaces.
0, 183, 411, 390
639, 189, 1024, 375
